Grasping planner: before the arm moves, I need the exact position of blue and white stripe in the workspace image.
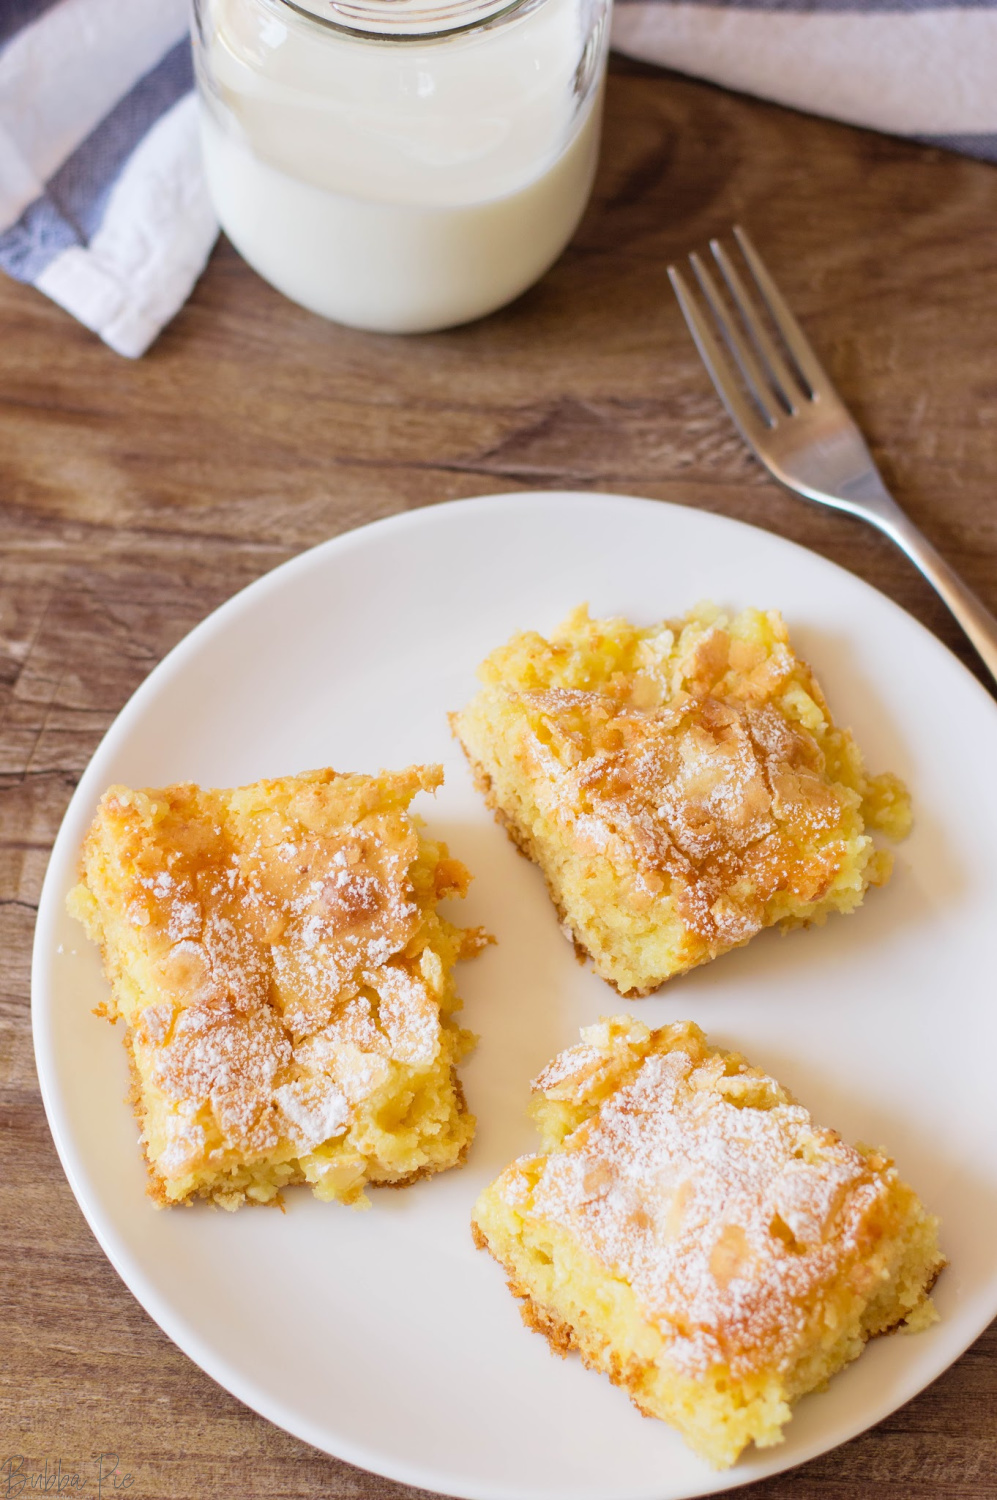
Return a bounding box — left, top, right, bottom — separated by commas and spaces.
0, 0, 216, 356
0, 0, 993, 356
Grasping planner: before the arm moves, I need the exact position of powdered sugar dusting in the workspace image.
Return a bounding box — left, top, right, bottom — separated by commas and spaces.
533, 1043, 607, 1095
529, 1040, 886, 1379
296, 995, 393, 1106
519, 681, 849, 946
275, 1077, 350, 1151
155, 998, 290, 1156
158, 1101, 207, 1176
90, 770, 465, 1186
373, 965, 441, 1067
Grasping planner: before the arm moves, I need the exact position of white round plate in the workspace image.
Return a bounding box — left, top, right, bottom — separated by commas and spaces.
33, 492, 997, 1500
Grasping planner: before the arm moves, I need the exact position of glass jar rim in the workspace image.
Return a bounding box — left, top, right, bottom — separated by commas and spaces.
276, 0, 548, 41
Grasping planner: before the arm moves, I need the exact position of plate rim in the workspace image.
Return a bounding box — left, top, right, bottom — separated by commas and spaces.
30, 488, 997, 1500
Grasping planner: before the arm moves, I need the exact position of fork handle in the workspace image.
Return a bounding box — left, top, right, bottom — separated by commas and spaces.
869, 495, 997, 690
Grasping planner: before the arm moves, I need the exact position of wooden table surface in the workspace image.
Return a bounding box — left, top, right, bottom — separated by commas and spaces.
3, 55, 996, 1500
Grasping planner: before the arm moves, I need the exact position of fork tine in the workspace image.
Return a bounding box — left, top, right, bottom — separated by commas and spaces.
708, 237, 801, 415
688, 252, 780, 427
732, 225, 835, 400
667, 264, 772, 446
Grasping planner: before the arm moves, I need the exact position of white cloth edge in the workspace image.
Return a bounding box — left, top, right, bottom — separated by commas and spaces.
611, 6, 997, 135
35, 93, 218, 356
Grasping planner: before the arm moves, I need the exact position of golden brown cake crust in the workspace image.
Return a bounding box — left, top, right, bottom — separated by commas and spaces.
517, 1285, 577, 1358
514, 1279, 666, 1424
471, 1018, 944, 1467
524, 1023, 936, 1379
456, 737, 641, 992
71, 765, 485, 1208
516, 688, 847, 945
452, 606, 912, 996
499, 1262, 942, 1427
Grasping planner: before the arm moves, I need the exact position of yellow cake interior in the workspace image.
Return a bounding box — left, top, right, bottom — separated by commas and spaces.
453, 603, 911, 995
69, 764, 489, 1209
472, 1017, 943, 1469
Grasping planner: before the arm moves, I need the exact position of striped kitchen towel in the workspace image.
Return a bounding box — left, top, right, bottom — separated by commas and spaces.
613, 0, 997, 163
0, 0, 216, 357
1, 0, 995, 356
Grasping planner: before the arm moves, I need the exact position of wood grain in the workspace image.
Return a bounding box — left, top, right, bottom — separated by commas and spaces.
2, 56, 995, 1500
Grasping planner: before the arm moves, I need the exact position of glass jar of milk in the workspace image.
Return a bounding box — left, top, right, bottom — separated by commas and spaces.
193, 0, 611, 333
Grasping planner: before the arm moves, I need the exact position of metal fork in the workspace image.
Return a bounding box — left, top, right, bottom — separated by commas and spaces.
668, 226, 997, 688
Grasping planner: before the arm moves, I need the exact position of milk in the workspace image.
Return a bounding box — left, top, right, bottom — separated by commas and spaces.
194, 0, 609, 332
